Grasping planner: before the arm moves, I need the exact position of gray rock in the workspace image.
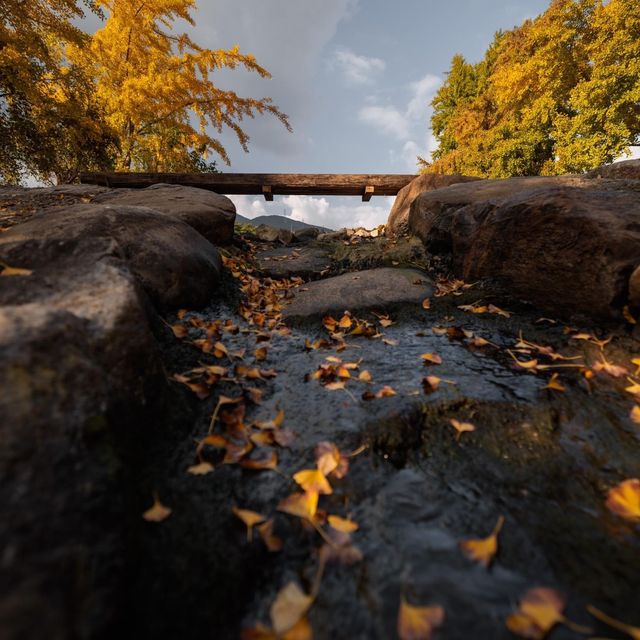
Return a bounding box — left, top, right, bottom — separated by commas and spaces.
257, 246, 332, 280
0, 203, 223, 309
255, 224, 294, 245
93, 183, 236, 245
293, 226, 320, 242
587, 158, 640, 181
387, 173, 481, 237
283, 267, 432, 320
458, 186, 640, 317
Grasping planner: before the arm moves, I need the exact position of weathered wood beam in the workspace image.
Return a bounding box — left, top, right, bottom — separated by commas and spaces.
79, 172, 416, 198
362, 185, 375, 202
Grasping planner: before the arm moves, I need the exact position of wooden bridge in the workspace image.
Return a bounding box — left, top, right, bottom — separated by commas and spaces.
79, 172, 416, 202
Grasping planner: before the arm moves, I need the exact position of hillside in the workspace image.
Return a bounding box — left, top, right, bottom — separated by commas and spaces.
235, 213, 332, 232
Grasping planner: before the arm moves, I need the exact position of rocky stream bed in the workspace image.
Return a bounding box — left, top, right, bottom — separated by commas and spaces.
1, 175, 639, 640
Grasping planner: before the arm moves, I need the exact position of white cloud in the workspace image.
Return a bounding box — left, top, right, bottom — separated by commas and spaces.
358, 73, 442, 170
331, 47, 386, 85
283, 195, 394, 230
228, 195, 267, 219
358, 106, 410, 139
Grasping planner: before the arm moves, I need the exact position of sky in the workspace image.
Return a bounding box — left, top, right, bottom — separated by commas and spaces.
81, 0, 640, 229
189, 0, 556, 229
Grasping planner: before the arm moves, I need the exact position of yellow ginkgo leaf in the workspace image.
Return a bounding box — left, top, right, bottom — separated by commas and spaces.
328, 515, 358, 533
630, 406, 640, 424
605, 478, 640, 521
142, 494, 172, 522
450, 418, 476, 441
460, 515, 504, 567
544, 374, 565, 392
270, 582, 314, 636
293, 469, 333, 495
397, 596, 445, 640
359, 370, 372, 382
277, 490, 319, 521
187, 461, 214, 476
232, 506, 267, 542
0, 263, 32, 276
420, 353, 442, 365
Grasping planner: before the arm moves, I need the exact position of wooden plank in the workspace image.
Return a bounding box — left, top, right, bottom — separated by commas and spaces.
79, 172, 416, 197
362, 185, 375, 202
262, 185, 273, 202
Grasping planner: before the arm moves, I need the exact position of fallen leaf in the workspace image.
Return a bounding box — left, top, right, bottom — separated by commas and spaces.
587, 605, 640, 640
255, 346, 268, 361
625, 378, 640, 396
239, 448, 279, 471
623, 305, 637, 325
630, 406, 640, 424
450, 418, 475, 441
187, 461, 214, 476
397, 596, 445, 640
383, 338, 399, 346
256, 518, 283, 552
632, 358, 640, 376
328, 515, 358, 533
270, 582, 314, 636
278, 490, 319, 520
0, 263, 32, 276
543, 374, 565, 392
422, 376, 441, 394
506, 587, 591, 639
142, 494, 172, 522
460, 515, 504, 568
592, 357, 628, 378
338, 314, 353, 329
422, 298, 431, 310
325, 381, 346, 391
421, 353, 442, 365
171, 324, 188, 338
605, 478, 640, 521
232, 506, 267, 542
293, 469, 333, 495
358, 370, 372, 382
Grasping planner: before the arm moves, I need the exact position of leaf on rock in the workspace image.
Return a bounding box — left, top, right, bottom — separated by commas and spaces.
397, 596, 445, 640
328, 515, 358, 533
450, 418, 475, 441
171, 324, 188, 338
422, 376, 441, 394
422, 298, 431, 310
630, 406, 640, 424
293, 469, 333, 495
270, 582, 314, 636
421, 353, 442, 365
460, 515, 504, 567
255, 346, 268, 361
358, 370, 372, 382
232, 506, 267, 542
543, 374, 565, 392
605, 478, 640, 521
278, 490, 319, 520
142, 494, 172, 522
325, 381, 346, 391
506, 588, 569, 639
256, 518, 283, 552
239, 448, 279, 471
187, 461, 214, 476
0, 263, 32, 276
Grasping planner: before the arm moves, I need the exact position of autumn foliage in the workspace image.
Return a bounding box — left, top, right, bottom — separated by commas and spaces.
427, 0, 640, 177
1, 0, 290, 183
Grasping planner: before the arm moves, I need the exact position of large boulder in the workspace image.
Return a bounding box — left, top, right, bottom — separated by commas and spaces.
0, 260, 162, 640
386, 173, 481, 237
0, 203, 223, 309
255, 224, 294, 245
283, 268, 432, 320
587, 158, 640, 181
93, 183, 236, 245
408, 176, 640, 318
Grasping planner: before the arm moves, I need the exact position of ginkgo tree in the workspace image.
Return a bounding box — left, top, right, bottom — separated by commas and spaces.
72, 0, 291, 172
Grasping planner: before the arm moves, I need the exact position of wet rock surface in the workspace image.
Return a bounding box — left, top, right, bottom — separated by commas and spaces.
283, 267, 432, 320
257, 245, 332, 280
405, 176, 640, 319
2, 183, 640, 640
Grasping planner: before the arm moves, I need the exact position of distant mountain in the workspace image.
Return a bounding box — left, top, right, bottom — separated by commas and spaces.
235, 213, 332, 233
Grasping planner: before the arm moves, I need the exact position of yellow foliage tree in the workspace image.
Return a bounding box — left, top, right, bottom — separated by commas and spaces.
73, 0, 291, 171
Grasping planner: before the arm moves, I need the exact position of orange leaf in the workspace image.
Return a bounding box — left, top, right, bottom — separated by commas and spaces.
142, 494, 172, 522
239, 448, 278, 471
270, 582, 313, 636
232, 506, 267, 542
293, 469, 333, 495
256, 518, 283, 552
543, 374, 565, 392
421, 353, 442, 365
460, 515, 504, 568
450, 418, 475, 441
358, 370, 372, 382
328, 514, 358, 533
278, 490, 319, 520
397, 596, 445, 640
422, 298, 431, 310
630, 406, 640, 424
506, 588, 567, 639
187, 461, 214, 476
605, 478, 640, 521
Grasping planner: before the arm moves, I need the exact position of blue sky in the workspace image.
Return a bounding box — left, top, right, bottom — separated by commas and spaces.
193, 0, 552, 229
